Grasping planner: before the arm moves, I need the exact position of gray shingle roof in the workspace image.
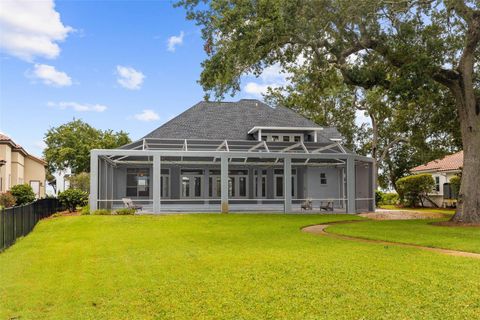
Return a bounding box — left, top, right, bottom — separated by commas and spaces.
143, 99, 342, 142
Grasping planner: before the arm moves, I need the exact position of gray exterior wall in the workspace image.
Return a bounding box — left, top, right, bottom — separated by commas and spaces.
304, 167, 343, 200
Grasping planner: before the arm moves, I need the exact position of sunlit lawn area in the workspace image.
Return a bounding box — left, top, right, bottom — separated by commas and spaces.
378, 205, 456, 215
1, 214, 479, 319
328, 218, 480, 253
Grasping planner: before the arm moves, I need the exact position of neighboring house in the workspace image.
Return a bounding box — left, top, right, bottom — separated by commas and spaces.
0, 134, 47, 198
89, 99, 375, 213
46, 168, 72, 196
411, 151, 463, 207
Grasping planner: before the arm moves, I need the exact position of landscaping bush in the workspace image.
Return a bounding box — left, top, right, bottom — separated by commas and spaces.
10, 184, 36, 205
449, 175, 461, 199
67, 172, 90, 193
375, 191, 399, 206
58, 189, 88, 212
80, 205, 90, 215
92, 209, 112, 215
396, 174, 435, 207
381, 192, 399, 205
115, 208, 136, 215
0, 192, 16, 208
375, 190, 383, 205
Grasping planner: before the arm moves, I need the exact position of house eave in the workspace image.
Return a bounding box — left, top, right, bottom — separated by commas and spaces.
247, 126, 324, 134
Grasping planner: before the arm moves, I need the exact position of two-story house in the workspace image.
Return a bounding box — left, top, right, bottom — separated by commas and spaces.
0, 134, 47, 198
89, 99, 374, 213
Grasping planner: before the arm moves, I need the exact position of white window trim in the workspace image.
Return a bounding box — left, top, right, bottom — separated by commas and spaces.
262, 134, 303, 142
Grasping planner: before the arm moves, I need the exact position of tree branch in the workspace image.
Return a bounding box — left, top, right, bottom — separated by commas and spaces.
379, 136, 408, 164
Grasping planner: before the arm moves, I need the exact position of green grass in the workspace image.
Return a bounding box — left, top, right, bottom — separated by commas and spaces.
328, 219, 480, 253
378, 204, 456, 215
1, 214, 480, 319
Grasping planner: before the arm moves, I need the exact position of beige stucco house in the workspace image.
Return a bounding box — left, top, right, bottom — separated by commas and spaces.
410, 151, 463, 207
0, 134, 47, 198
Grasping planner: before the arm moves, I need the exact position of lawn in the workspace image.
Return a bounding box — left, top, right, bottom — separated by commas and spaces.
328, 218, 480, 253
378, 205, 456, 215
1, 214, 480, 319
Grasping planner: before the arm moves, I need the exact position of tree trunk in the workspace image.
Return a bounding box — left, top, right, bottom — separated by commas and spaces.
451, 113, 480, 223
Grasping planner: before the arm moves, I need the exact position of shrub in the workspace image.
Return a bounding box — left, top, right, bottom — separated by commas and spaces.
0, 192, 16, 208
58, 189, 88, 212
67, 172, 90, 193
375, 190, 383, 205
449, 175, 461, 199
10, 184, 36, 205
381, 192, 399, 205
375, 191, 399, 206
80, 205, 90, 215
92, 209, 112, 215
115, 208, 136, 215
396, 174, 435, 207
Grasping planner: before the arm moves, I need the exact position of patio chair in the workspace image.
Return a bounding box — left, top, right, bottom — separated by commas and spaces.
320, 201, 334, 212
122, 198, 143, 212
301, 200, 313, 211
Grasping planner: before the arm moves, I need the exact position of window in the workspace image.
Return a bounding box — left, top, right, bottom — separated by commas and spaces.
272, 135, 279, 141
320, 173, 327, 185
283, 136, 290, 142
228, 177, 235, 197
276, 176, 283, 197
239, 177, 247, 197
435, 176, 440, 192
126, 168, 150, 197
261, 135, 267, 141
161, 176, 169, 197
194, 177, 202, 197
182, 176, 190, 197
294, 136, 301, 142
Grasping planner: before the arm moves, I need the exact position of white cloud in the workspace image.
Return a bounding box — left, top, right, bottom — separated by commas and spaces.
243, 63, 288, 98
48, 101, 107, 112
29, 64, 72, 87
116, 65, 145, 90
0, 0, 73, 61
134, 109, 160, 122
167, 31, 184, 52
259, 64, 288, 83
244, 82, 280, 97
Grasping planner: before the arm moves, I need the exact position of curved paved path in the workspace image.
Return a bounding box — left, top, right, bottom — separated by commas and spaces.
302, 223, 480, 259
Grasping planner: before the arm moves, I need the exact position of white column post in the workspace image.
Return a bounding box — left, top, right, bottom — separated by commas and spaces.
89, 151, 99, 211
346, 156, 356, 214
284, 157, 292, 213
153, 154, 161, 213
221, 156, 229, 213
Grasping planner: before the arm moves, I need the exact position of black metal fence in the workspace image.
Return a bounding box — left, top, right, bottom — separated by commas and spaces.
0, 198, 64, 252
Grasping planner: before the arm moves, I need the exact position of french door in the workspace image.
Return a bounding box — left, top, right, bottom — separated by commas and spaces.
208, 170, 248, 198
181, 169, 204, 198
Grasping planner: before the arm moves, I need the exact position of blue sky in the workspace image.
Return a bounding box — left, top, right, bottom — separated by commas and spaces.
0, 0, 368, 158
0, 0, 270, 157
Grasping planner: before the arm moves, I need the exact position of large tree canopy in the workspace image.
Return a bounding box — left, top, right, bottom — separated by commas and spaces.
178, 0, 479, 223
44, 119, 131, 174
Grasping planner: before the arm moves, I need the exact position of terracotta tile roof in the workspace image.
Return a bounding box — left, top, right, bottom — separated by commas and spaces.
411, 151, 463, 173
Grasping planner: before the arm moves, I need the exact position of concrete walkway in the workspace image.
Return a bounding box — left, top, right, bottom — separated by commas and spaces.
302, 222, 480, 260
